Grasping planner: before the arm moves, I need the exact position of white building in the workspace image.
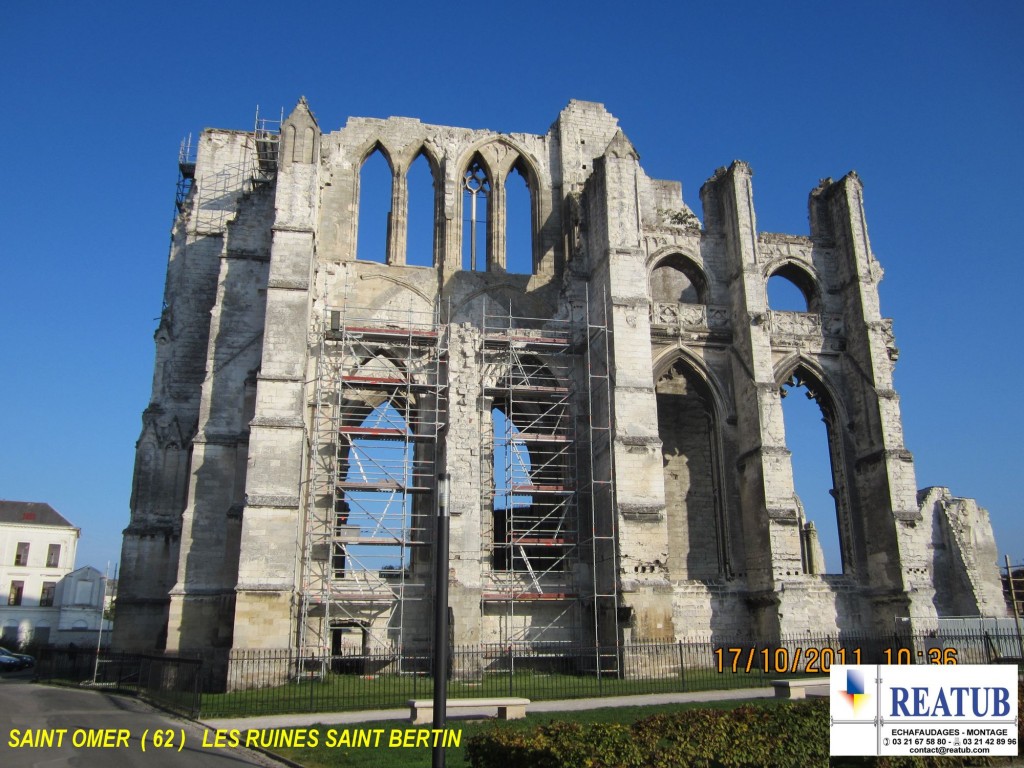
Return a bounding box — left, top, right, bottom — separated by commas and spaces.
1, 500, 108, 647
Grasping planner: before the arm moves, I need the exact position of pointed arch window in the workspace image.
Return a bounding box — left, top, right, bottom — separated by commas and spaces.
462, 158, 490, 271
655, 360, 725, 580
767, 264, 821, 313
357, 148, 393, 263
780, 368, 849, 575
406, 151, 436, 267
336, 399, 412, 577
650, 254, 708, 304
505, 161, 533, 274
491, 406, 533, 571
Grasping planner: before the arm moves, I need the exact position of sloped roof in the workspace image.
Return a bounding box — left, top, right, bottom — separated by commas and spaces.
0, 500, 75, 528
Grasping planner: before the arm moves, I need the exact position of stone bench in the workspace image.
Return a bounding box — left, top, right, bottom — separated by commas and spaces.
408, 697, 531, 724
771, 677, 831, 699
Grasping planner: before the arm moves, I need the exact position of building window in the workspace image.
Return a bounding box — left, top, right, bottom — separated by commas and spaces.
14, 542, 29, 567
8, 581, 24, 606
40, 582, 56, 607
74, 581, 94, 606
46, 544, 60, 568
462, 157, 491, 271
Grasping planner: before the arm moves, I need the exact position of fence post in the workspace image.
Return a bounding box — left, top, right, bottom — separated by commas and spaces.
678, 641, 686, 692
196, 661, 203, 719
507, 646, 513, 698
309, 655, 315, 712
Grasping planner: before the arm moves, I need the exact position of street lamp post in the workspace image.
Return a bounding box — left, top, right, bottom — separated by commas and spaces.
432, 473, 451, 768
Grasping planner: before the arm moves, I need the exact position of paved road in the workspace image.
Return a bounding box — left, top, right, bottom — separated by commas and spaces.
0, 675, 292, 768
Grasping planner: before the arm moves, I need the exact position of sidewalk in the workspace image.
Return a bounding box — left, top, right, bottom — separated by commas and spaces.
202, 686, 776, 731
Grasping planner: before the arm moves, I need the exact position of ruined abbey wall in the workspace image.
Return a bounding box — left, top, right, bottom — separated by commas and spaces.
114, 100, 1007, 660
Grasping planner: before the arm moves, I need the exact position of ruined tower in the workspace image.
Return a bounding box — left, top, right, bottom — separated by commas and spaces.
115, 99, 1006, 665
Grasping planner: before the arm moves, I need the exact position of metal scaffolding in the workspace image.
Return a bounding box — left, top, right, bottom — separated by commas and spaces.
479, 292, 617, 652
578, 286, 621, 672
300, 289, 616, 659
175, 105, 281, 229
300, 303, 446, 657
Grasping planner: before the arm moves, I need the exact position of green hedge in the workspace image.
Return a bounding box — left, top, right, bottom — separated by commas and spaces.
467, 680, 1024, 768
465, 701, 828, 768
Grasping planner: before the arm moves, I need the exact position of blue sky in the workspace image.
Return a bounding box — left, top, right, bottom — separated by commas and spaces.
1, 2, 1021, 577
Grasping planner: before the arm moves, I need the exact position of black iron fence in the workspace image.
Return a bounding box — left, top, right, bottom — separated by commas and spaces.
30, 628, 1022, 720
200, 628, 1023, 718
33, 647, 203, 718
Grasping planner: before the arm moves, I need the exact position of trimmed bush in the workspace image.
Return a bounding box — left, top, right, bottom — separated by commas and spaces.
466, 700, 828, 768
468, 680, 1024, 768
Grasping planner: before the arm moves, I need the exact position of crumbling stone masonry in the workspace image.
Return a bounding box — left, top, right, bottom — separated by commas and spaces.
115, 99, 1007, 667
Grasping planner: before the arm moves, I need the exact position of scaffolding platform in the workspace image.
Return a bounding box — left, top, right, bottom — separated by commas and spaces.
482, 593, 578, 601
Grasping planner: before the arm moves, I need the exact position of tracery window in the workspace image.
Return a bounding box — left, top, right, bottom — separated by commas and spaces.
462, 159, 491, 271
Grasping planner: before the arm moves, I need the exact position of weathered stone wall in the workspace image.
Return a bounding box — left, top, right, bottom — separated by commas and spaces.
922, 487, 1006, 617
117, 100, 1007, 667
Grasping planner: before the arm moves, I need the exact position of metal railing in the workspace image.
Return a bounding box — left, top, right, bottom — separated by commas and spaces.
33, 647, 203, 718
30, 628, 1022, 720
199, 629, 1023, 718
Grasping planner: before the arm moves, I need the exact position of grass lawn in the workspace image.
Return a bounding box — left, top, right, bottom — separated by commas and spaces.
199, 667, 779, 718
265, 698, 792, 768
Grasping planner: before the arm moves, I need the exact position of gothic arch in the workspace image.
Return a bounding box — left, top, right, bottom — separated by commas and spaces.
356, 139, 397, 171
407, 145, 442, 267
458, 151, 493, 271
773, 354, 849, 425
764, 259, 823, 313
394, 142, 441, 177
773, 354, 856, 574
455, 137, 543, 274
358, 141, 440, 268
654, 353, 731, 579
485, 353, 571, 575
355, 143, 396, 263
455, 135, 541, 181
353, 273, 435, 307
651, 345, 732, 423
648, 251, 711, 304
507, 154, 538, 274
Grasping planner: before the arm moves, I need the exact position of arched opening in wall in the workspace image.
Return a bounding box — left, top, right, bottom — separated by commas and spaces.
491, 406, 532, 571
489, 348, 573, 578
650, 254, 708, 304
406, 151, 435, 267
780, 369, 846, 575
462, 156, 491, 271
655, 359, 722, 580
767, 264, 819, 312
356, 148, 393, 263
505, 161, 533, 274
336, 399, 412, 579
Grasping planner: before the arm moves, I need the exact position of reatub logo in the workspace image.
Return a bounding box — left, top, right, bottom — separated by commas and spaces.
840, 668, 871, 716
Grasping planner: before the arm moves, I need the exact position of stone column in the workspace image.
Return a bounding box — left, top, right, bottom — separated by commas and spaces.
818, 174, 937, 632
388, 166, 407, 265
588, 131, 675, 644
702, 162, 803, 638
233, 101, 321, 650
